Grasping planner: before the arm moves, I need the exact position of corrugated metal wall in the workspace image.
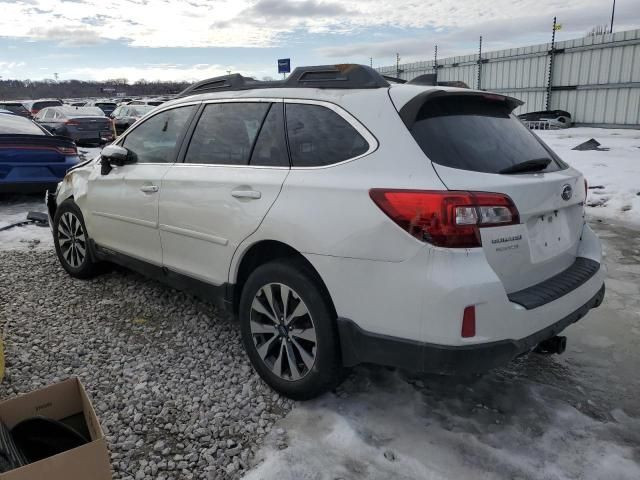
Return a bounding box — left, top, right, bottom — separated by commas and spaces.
377, 29, 640, 127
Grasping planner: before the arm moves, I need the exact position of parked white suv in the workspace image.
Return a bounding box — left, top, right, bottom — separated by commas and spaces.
47, 65, 605, 399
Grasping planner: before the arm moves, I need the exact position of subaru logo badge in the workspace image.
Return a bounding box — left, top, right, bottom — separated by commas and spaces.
561, 184, 573, 201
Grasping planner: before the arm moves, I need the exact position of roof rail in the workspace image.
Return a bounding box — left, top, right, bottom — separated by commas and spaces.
176, 64, 390, 98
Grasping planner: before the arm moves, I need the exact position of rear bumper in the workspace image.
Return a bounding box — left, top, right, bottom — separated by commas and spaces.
338, 283, 605, 374
69, 130, 113, 143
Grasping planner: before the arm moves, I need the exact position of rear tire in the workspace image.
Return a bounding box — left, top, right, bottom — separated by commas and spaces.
53, 200, 99, 279
239, 259, 343, 400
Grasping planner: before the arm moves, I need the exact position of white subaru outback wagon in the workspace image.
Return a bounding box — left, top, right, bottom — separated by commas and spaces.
47, 64, 605, 399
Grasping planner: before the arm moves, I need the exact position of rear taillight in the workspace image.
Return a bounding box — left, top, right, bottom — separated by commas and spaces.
369, 189, 519, 248
462, 306, 476, 338
30, 109, 38, 115
65, 120, 80, 126
56, 146, 78, 155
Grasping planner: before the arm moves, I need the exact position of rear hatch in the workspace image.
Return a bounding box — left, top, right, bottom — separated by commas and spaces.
393, 89, 586, 293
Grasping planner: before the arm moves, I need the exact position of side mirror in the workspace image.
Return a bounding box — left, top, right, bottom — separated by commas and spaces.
100, 144, 135, 174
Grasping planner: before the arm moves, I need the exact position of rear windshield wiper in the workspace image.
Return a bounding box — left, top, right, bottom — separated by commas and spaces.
499, 157, 551, 174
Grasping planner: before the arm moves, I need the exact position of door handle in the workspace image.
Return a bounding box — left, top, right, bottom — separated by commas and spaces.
231, 189, 261, 199
140, 185, 159, 193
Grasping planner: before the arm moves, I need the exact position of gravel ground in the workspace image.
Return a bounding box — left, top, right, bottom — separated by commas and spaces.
0, 249, 294, 479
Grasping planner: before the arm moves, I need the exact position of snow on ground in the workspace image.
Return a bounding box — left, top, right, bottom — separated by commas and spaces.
537, 128, 640, 229
246, 368, 640, 480
0, 195, 53, 251
0, 147, 101, 251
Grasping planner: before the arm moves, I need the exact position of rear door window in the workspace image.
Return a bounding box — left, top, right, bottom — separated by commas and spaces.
408, 95, 565, 174
184, 102, 269, 166
285, 103, 368, 167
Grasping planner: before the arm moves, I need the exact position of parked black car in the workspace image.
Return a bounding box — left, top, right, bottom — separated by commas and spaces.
34, 106, 114, 146
0, 102, 31, 118
110, 104, 155, 135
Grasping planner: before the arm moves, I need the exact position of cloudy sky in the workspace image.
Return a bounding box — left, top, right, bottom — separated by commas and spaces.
0, 0, 637, 82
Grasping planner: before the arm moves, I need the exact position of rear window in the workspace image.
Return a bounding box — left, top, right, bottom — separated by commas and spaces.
95, 103, 116, 108
33, 100, 62, 110
409, 95, 565, 174
0, 114, 46, 135
0, 104, 28, 114
131, 105, 154, 116
64, 107, 105, 117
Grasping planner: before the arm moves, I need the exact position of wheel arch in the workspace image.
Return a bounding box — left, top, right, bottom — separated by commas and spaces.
230, 240, 336, 318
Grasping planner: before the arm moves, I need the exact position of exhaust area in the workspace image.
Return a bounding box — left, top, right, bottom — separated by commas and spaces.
534, 335, 567, 355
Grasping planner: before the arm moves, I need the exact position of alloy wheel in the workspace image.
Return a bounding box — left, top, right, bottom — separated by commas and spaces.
57, 212, 87, 268
249, 283, 317, 381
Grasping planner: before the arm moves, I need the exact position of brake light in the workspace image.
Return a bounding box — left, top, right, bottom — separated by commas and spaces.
65, 120, 80, 126
369, 189, 519, 248
30, 109, 38, 115
462, 306, 476, 338
56, 146, 78, 155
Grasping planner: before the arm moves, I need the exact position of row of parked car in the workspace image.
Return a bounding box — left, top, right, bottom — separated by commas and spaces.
0, 96, 170, 192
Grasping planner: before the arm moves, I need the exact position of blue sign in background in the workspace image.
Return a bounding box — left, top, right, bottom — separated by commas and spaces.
278, 58, 291, 74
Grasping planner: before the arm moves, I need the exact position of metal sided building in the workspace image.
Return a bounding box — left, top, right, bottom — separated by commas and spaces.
378, 29, 640, 128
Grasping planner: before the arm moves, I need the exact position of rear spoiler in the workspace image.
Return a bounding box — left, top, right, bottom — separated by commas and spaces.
0, 134, 76, 149
398, 90, 524, 130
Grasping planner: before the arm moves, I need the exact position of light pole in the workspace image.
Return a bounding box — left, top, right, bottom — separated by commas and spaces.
610, 0, 616, 34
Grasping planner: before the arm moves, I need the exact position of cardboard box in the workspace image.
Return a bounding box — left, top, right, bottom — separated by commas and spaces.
0, 378, 112, 479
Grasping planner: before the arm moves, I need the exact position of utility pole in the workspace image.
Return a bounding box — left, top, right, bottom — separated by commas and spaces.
54, 72, 59, 82
477, 36, 483, 90
610, 0, 616, 33
546, 17, 558, 110
396, 53, 400, 78
434, 44, 438, 84
370, 57, 373, 68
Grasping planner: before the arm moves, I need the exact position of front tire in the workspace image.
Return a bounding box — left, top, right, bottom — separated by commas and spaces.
53, 200, 99, 279
239, 259, 343, 400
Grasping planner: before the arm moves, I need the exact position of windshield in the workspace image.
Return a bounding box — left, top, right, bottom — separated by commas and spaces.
409, 95, 566, 174
63, 107, 106, 117
33, 100, 62, 110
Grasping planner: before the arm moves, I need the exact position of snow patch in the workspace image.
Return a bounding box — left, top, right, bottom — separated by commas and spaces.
0, 195, 53, 251
245, 367, 640, 480
537, 128, 640, 229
